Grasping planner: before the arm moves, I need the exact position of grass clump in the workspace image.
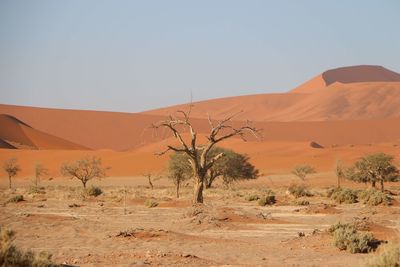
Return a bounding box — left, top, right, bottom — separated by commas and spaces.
329, 188, 358, 204
28, 186, 46, 195
0, 226, 59, 266
258, 195, 276, 206
145, 199, 158, 208
7, 195, 24, 203
287, 184, 312, 198
329, 222, 378, 253
294, 199, 310, 206
85, 186, 103, 197
245, 194, 259, 201
358, 189, 392, 206
365, 244, 400, 267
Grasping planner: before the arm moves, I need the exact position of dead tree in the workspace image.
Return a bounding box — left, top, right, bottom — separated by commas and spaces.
3, 158, 21, 189
153, 110, 259, 204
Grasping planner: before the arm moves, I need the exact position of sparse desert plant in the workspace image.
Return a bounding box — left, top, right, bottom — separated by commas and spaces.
287, 184, 312, 198
145, 199, 158, 208
28, 186, 46, 195
153, 109, 259, 204
258, 195, 276, 206
85, 185, 103, 197
345, 153, 399, 192
7, 195, 24, 203
61, 156, 108, 188
291, 164, 316, 181
329, 222, 378, 253
34, 163, 48, 188
294, 199, 310, 206
2, 158, 21, 189
358, 189, 392, 206
330, 188, 358, 204
245, 194, 260, 201
143, 171, 163, 190
365, 244, 400, 267
168, 153, 192, 198
335, 159, 345, 188
0, 226, 59, 266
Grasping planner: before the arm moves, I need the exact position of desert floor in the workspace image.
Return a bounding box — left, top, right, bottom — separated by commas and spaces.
1, 175, 399, 266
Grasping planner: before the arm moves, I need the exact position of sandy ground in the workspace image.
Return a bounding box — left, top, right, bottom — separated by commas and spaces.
1, 176, 399, 267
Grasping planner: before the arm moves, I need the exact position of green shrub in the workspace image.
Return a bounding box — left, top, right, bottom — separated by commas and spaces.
0, 226, 59, 266
365, 244, 400, 267
85, 186, 103, 197
329, 222, 377, 253
145, 199, 158, 208
358, 189, 392, 206
330, 188, 358, 204
287, 184, 312, 198
245, 195, 259, 201
7, 195, 24, 203
258, 195, 276, 206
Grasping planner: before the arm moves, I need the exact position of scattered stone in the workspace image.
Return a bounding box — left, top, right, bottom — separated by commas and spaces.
310, 141, 324, 148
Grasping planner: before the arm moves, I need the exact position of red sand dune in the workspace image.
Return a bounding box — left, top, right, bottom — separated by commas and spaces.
1, 64, 400, 178
145, 65, 400, 121
2, 104, 400, 151
0, 114, 86, 150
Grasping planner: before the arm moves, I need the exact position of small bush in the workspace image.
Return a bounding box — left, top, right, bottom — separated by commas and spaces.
294, 199, 310, 206
145, 199, 158, 208
0, 226, 59, 266
245, 195, 259, 201
287, 184, 312, 198
85, 186, 103, 197
358, 189, 392, 206
7, 195, 24, 203
330, 188, 358, 204
329, 222, 377, 253
28, 186, 46, 195
365, 244, 400, 267
258, 195, 276, 206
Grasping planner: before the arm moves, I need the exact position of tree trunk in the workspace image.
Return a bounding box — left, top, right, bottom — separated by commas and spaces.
371, 181, 376, 188
337, 175, 341, 188
193, 179, 204, 204
82, 181, 87, 189
380, 180, 384, 192
8, 175, 12, 189
176, 181, 180, 198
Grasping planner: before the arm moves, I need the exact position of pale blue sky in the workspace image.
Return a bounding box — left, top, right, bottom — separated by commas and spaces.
0, 0, 399, 112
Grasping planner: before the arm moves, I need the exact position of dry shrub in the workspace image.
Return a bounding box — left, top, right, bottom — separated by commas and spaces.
329, 188, 358, 204
365, 244, 400, 267
358, 189, 392, 206
328, 222, 379, 253
258, 195, 276, 206
85, 185, 103, 197
0, 226, 59, 266
287, 184, 312, 198
245, 194, 259, 201
7, 195, 24, 204
145, 199, 158, 208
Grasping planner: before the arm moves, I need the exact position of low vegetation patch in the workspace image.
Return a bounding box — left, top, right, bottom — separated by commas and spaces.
287, 184, 312, 198
365, 244, 400, 267
258, 195, 276, 206
328, 222, 379, 253
358, 189, 392, 206
85, 185, 103, 197
245, 194, 259, 201
329, 188, 358, 204
28, 186, 46, 195
293, 199, 310, 206
0, 226, 59, 266
145, 199, 159, 208
7, 195, 24, 203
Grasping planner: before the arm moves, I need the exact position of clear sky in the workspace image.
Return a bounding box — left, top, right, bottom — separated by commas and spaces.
0, 0, 399, 112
